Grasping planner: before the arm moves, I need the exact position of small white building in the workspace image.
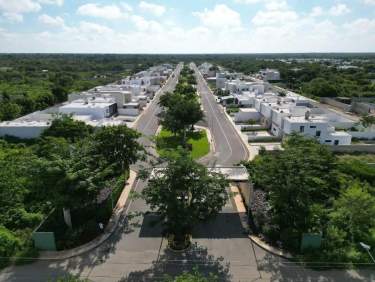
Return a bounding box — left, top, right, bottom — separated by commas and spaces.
0, 120, 50, 139
0, 112, 53, 139
259, 69, 280, 81
216, 73, 227, 89
59, 98, 117, 120
118, 102, 140, 116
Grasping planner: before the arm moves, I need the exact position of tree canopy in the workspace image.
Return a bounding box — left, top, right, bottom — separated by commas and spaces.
141, 151, 228, 239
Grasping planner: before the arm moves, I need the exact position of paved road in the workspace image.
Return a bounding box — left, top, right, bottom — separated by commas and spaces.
1, 63, 374, 282
192, 63, 249, 166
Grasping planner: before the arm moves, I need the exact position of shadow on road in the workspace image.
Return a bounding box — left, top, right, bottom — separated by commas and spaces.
139, 212, 248, 239
120, 243, 232, 281
258, 252, 374, 282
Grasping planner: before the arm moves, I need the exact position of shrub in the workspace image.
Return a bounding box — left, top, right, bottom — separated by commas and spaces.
0, 226, 19, 267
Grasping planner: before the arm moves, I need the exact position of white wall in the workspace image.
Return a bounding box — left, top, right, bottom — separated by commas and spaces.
349, 131, 375, 140
0, 125, 49, 139
234, 110, 261, 123
118, 108, 139, 116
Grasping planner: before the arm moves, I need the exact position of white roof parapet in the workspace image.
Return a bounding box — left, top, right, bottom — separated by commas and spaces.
150, 166, 249, 182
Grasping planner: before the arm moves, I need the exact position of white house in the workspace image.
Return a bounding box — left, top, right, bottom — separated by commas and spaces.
0, 112, 53, 139
59, 98, 117, 120
0, 120, 50, 139
216, 73, 227, 89
259, 69, 280, 81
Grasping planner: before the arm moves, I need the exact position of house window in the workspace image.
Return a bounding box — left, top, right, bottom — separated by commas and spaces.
300, 126, 305, 133
316, 130, 321, 137
334, 140, 339, 146
325, 140, 331, 143
310, 126, 316, 129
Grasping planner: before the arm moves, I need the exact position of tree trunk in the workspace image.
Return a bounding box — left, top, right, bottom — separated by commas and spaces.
63, 207, 73, 228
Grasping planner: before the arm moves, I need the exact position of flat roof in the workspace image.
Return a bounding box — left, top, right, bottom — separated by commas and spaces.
60, 101, 115, 109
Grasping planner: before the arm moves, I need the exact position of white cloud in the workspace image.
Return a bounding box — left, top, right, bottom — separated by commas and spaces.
38, 14, 65, 27
193, 4, 242, 30
344, 18, 375, 34
138, 1, 166, 17
265, 0, 288, 10
78, 21, 113, 35
234, 0, 262, 3
120, 3, 133, 12
0, 0, 41, 13
38, 0, 63, 6
362, 0, 375, 5
131, 15, 163, 32
310, 6, 323, 17
3, 12, 23, 22
77, 3, 126, 20
329, 3, 350, 16
0, 0, 41, 23
251, 1, 298, 26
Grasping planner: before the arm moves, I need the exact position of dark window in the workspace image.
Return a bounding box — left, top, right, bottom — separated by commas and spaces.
300, 126, 305, 133
310, 126, 316, 129
316, 130, 321, 137
334, 140, 339, 146
325, 140, 331, 143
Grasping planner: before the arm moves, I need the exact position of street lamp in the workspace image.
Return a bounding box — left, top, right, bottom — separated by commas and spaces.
360, 242, 375, 263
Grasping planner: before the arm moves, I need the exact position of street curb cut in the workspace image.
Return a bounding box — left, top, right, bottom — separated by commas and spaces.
37, 170, 138, 260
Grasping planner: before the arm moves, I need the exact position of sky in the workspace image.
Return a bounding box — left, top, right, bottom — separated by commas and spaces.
0, 0, 374, 53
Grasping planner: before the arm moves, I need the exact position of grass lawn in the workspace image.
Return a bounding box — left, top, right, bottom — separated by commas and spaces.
156, 128, 210, 159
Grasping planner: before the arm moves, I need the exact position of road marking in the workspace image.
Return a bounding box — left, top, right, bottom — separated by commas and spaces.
194, 66, 233, 164
195, 66, 249, 163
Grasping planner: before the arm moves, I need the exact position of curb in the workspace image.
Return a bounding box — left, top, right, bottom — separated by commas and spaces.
37, 170, 138, 260
249, 234, 293, 260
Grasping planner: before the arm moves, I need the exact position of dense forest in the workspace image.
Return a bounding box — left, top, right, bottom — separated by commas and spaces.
198, 54, 375, 99
244, 135, 375, 265
1, 53, 374, 122
0, 54, 180, 121
0, 116, 143, 267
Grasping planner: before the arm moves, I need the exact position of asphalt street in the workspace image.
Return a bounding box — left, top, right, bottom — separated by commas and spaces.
191, 63, 249, 166
0, 63, 373, 282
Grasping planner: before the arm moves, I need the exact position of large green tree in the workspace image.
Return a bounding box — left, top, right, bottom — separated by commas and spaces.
158, 93, 204, 145
42, 115, 93, 142
245, 134, 339, 250
141, 151, 228, 246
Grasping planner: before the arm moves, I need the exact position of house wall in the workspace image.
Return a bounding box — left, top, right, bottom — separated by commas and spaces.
118, 108, 139, 116
234, 110, 261, 123
320, 97, 352, 112
0, 125, 49, 139
349, 131, 375, 140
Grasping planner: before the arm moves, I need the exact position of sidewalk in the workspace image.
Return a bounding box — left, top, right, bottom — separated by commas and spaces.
38, 170, 138, 260
230, 184, 293, 260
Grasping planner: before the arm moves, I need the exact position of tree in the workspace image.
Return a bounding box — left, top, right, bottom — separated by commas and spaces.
42, 115, 93, 142
302, 78, 340, 97
158, 93, 204, 145
52, 85, 68, 103
0, 102, 21, 121
245, 134, 339, 250
141, 151, 228, 248
329, 182, 375, 246
360, 114, 375, 128
90, 125, 144, 175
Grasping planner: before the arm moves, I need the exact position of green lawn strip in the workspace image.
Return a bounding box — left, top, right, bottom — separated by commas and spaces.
156, 128, 210, 159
